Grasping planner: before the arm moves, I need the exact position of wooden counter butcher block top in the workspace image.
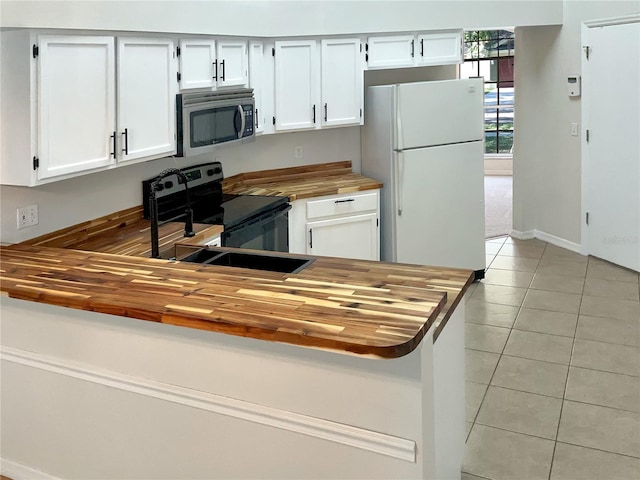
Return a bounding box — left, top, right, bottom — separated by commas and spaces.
222, 161, 383, 201
0, 244, 473, 358
20, 205, 224, 258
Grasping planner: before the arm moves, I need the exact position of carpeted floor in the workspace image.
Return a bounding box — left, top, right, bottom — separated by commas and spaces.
485, 175, 512, 239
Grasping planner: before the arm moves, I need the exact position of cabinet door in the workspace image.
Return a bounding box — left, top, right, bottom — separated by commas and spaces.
179, 39, 216, 90
321, 38, 363, 127
417, 31, 462, 66
366, 35, 415, 69
117, 37, 177, 163
248, 41, 266, 133
37, 35, 116, 180
217, 40, 248, 88
307, 213, 379, 260
274, 40, 318, 131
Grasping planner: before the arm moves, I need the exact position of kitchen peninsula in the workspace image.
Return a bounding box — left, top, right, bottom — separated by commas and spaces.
0, 164, 472, 480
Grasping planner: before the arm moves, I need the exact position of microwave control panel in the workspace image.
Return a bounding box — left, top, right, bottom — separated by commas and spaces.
242, 104, 254, 137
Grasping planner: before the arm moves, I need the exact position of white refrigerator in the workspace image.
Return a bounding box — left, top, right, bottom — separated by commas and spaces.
361, 79, 486, 278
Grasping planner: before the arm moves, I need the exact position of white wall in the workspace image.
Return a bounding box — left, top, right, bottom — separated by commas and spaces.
0, 1, 562, 35
513, 0, 640, 245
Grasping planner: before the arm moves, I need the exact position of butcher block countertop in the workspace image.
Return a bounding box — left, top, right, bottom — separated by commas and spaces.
21, 205, 224, 258
0, 244, 472, 358
223, 161, 382, 201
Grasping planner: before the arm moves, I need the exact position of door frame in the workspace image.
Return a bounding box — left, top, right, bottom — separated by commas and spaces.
580, 14, 640, 257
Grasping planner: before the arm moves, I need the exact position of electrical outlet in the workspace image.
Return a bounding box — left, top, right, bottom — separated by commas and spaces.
294, 146, 303, 159
17, 204, 39, 229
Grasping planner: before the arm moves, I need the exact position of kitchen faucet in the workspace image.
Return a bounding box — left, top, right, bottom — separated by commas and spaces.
148, 168, 195, 259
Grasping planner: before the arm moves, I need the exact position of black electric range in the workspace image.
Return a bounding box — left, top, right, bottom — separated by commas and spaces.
142, 162, 290, 252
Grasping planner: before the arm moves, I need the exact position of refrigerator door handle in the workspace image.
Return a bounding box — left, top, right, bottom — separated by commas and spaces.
393, 87, 403, 151
396, 151, 404, 216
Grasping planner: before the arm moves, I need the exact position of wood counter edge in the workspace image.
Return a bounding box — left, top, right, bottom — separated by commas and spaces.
432, 273, 475, 343
0, 244, 455, 360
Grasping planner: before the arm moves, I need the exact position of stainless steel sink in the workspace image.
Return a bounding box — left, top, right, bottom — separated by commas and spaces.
179, 248, 314, 274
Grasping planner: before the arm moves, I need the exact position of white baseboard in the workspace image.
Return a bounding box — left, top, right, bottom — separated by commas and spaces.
0, 346, 416, 463
534, 230, 582, 253
510, 229, 582, 253
1, 458, 62, 480
510, 229, 536, 240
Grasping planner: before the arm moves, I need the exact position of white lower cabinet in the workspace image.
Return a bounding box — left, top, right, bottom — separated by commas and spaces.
307, 213, 378, 260
289, 190, 380, 261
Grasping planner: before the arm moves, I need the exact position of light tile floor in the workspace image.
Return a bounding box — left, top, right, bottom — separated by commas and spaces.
463, 235, 640, 480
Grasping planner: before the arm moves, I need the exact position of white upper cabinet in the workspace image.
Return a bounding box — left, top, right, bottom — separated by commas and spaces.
366, 31, 462, 69
117, 37, 177, 164
179, 39, 247, 90
320, 38, 363, 127
416, 31, 463, 66
217, 40, 248, 87
366, 34, 415, 69
179, 39, 216, 89
274, 40, 319, 131
248, 40, 266, 134
37, 35, 116, 180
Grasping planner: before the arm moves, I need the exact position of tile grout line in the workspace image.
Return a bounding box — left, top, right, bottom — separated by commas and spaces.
554, 440, 640, 461
548, 261, 586, 480
467, 239, 534, 452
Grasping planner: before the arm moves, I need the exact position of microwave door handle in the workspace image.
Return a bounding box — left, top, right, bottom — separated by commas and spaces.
237, 105, 246, 139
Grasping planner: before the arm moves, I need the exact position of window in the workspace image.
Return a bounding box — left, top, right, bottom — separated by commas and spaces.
461, 29, 514, 155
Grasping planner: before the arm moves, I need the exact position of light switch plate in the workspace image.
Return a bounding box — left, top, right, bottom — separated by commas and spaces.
571, 123, 579, 136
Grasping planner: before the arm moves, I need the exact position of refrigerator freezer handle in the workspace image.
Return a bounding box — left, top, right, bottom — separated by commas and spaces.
393, 87, 403, 151
397, 152, 404, 216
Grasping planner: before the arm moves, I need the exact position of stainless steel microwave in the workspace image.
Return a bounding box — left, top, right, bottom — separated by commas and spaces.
176, 89, 255, 157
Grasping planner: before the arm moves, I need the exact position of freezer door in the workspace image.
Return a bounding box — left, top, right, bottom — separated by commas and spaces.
396, 79, 484, 150
395, 142, 485, 271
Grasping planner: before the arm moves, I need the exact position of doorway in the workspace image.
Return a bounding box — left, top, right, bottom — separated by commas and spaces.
461, 29, 515, 238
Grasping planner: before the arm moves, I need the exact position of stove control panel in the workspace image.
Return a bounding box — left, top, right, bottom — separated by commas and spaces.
142, 162, 224, 200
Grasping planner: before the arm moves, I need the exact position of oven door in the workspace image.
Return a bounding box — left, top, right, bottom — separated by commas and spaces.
222, 203, 291, 252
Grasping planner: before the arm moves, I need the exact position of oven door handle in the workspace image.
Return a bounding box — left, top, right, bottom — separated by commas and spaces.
225, 203, 291, 235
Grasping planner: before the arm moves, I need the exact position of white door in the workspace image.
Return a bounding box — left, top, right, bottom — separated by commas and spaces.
179, 39, 216, 90
395, 142, 485, 270
117, 37, 177, 163
307, 213, 379, 260
274, 40, 318, 131
217, 40, 248, 88
37, 35, 116, 180
249, 41, 266, 133
321, 38, 363, 127
396, 78, 484, 149
584, 21, 640, 271
366, 35, 415, 69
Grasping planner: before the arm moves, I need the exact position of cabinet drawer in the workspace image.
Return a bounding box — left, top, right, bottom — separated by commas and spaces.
306, 192, 378, 219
